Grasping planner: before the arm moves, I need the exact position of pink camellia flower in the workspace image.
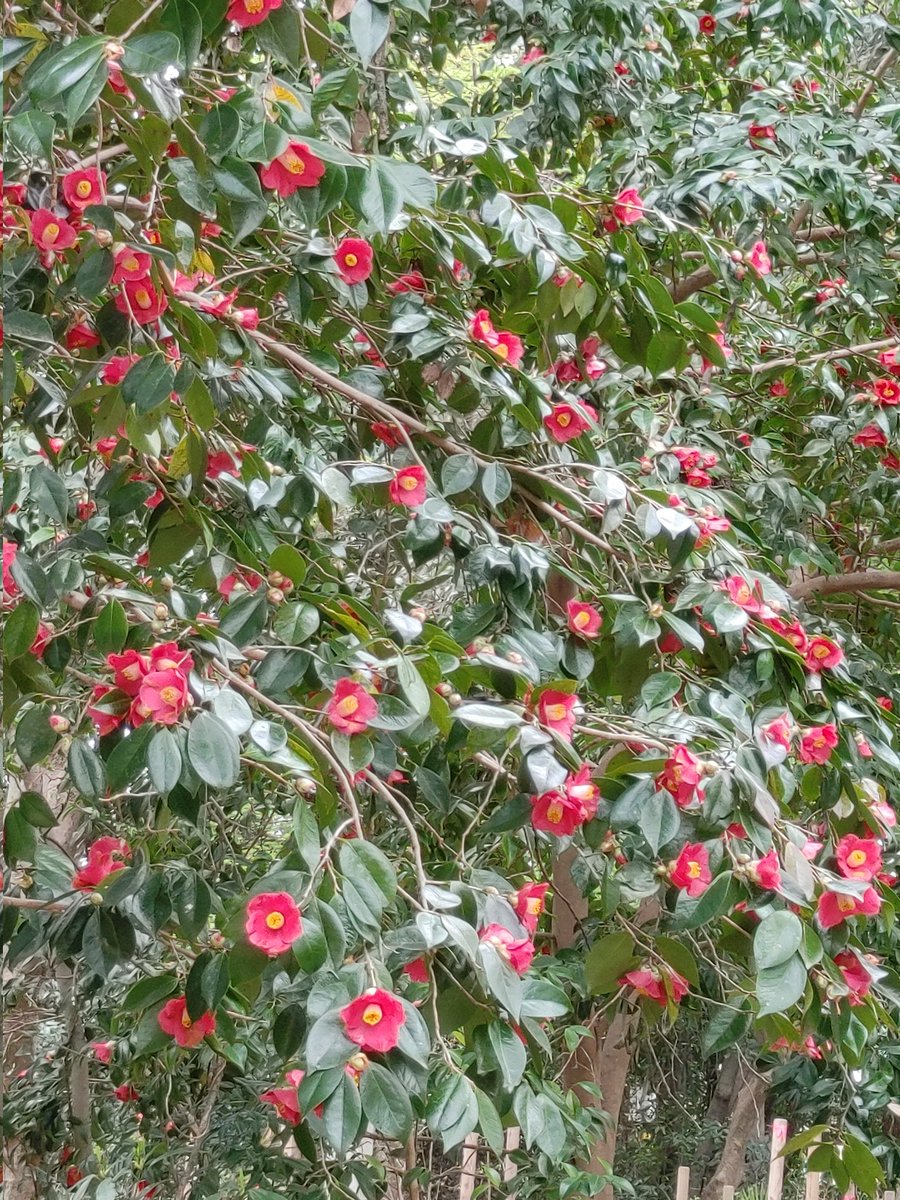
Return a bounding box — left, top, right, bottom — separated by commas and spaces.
370, 421, 404, 448
73, 837, 131, 891
102, 354, 139, 385
537, 689, 578, 741
245, 892, 302, 956
669, 842, 711, 897
769, 380, 789, 397
566, 600, 603, 638
798, 723, 838, 764
613, 187, 644, 225
565, 764, 600, 816
722, 575, 761, 611
801, 838, 823, 861
747, 849, 781, 891
66, 323, 101, 350
877, 696, 894, 711
113, 1083, 139, 1103
335, 237, 374, 285
817, 887, 881, 929
403, 957, 429, 983
91, 1040, 115, 1063
872, 378, 900, 405
389, 465, 427, 507
62, 168, 106, 210
614, 61, 630, 76
748, 123, 776, 144
521, 45, 545, 64
853, 424, 888, 448
469, 309, 498, 347
388, 271, 427, 295
761, 614, 808, 653
698, 12, 717, 34
219, 568, 263, 600
761, 714, 792, 752
515, 882, 550, 933
327, 677, 378, 735
835, 834, 882, 881
621, 966, 689, 1005
2, 540, 20, 604
656, 745, 703, 808
111, 246, 152, 285
491, 330, 524, 367
804, 636, 843, 671
340, 988, 406, 1053
855, 734, 874, 758
158, 996, 216, 1048
206, 450, 241, 479
260, 1068, 305, 1124
544, 401, 598, 443
107, 649, 149, 696
87, 684, 126, 736
530, 789, 586, 836
833, 951, 872, 1005
134, 668, 191, 726
746, 241, 772, 275
227, 0, 283, 28
115, 279, 168, 325
30, 208, 78, 259
878, 347, 900, 374
480, 924, 535, 975
260, 142, 326, 196
30, 622, 53, 658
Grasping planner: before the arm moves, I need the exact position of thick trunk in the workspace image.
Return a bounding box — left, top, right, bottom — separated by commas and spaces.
700, 1066, 769, 1200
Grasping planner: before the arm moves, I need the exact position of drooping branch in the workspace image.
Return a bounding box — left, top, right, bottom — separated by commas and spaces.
788, 570, 900, 600
749, 337, 896, 375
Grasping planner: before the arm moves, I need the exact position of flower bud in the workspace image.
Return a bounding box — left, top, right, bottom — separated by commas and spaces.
266, 587, 285, 605
647, 602, 664, 619
448, 692, 462, 707
20, 873, 34, 890
89, 891, 104, 906
700, 760, 718, 777
435, 682, 453, 697
295, 777, 317, 796
49, 714, 70, 733
154, 604, 168, 620
268, 571, 285, 587
161, 575, 174, 590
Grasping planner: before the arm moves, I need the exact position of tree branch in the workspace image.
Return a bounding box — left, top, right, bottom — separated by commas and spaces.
749, 337, 895, 375
788, 570, 900, 600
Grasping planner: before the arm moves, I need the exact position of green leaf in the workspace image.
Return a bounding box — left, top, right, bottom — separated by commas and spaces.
674, 871, 738, 929
292, 800, 319, 872
121, 32, 182, 77
442, 454, 479, 496
148, 728, 182, 794
348, 0, 390, 67
15, 705, 55, 767
3, 807, 37, 864
31, 464, 69, 525
756, 953, 807, 1017
487, 1020, 527, 1089
320, 1070, 363, 1154
702, 1002, 752, 1056
474, 1085, 504, 1155
306, 1011, 356, 1070
3, 309, 53, 344
121, 352, 176, 413
4, 601, 40, 660
584, 932, 637, 994
481, 462, 512, 507
219, 590, 268, 646
94, 599, 128, 655
68, 739, 106, 799
273, 1005, 306, 1060
24, 37, 106, 106
454, 703, 522, 730
479, 940, 523, 1019
638, 789, 680, 854
161, 0, 202, 70
18, 790, 57, 829
274, 601, 319, 644
654, 937, 699, 986
122, 973, 179, 1011
754, 911, 803, 969
426, 1071, 478, 1150
359, 1063, 414, 1140
186, 712, 240, 789
82, 909, 136, 977
6, 110, 56, 160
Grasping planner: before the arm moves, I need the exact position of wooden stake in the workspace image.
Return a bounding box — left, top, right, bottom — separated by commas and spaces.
503, 1127, 520, 1182
675, 1164, 691, 1200
722, 1186, 735, 1200
767, 1118, 789, 1200
459, 1132, 479, 1200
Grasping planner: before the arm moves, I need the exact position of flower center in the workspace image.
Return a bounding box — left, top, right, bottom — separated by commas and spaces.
336, 694, 360, 716
557, 412, 571, 427
282, 152, 305, 175
813, 644, 828, 658
546, 801, 564, 824
344, 253, 358, 267
837, 895, 856, 912
847, 849, 867, 868
401, 474, 418, 490
44, 222, 60, 243
493, 343, 509, 359
265, 911, 286, 929
544, 703, 567, 722
123, 255, 140, 272
246, 0, 264, 10
526, 897, 543, 914
123, 664, 141, 680
76, 179, 93, 198
159, 686, 181, 705
361, 1004, 383, 1026
181, 1011, 193, 1028
574, 610, 591, 628
687, 861, 702, 879
134, 288, 152, 309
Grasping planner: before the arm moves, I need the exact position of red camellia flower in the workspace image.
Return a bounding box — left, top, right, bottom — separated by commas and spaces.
746, 241, 772, 275
817, 886, 881, 929
389, 465, 427, 507
66, 1166, 85, 1188
469, 309, 497, 346
515, 882, 550, 933
565, 764, 600, 818
853, 424, 888, 448
133, 668, 191, 726
66, 323, 101, 350
761, 714, 792, 752
878, 347, 900, 374
479, 924, 535, 975
669, 842, 712, 896
521, 45, 546, 64
2, 539, 20, 604
833, 951, 872, 1005
91, 1040, 115, 1063
835, 834, 882, 881
107, 648, 149, 695
340, 988, 406, 1053
537, 689, 578, 740
566, 599, 603, 638
370, 421, 405, 448
113, 1083, 139, 1103
612, 187, 644, 225
158, 996, 217, 1048
30, 208, 78, 257
656, 745, 703, 808
747, 849, 781, 891
698, 12, 717, 34
804, 635, 843, 671
530, 788, 586, 836
115, 280, 168, 325
111, 246, 152, 284
260, 142, 326, 196
403, 957, 429, 983
102, 354, 139, 385
260, 1068, 305, 1124
219, 568, 263, 600
748, 123, 776, 143
245, 892, 303, 956
877, 696, 893, 711
492, 330, 524, 367
388, 271, 427, 294
769, 380, 789, 397
621, 966, 689, 1005
327, 677, 378, 734
761, 614, 808, 653
87, 684, 126, 735
798, 723, 838, 764
62, 168, 106, 210
335, 237, 374, 285
614, 61, 629, 76
227, 0, 282, 28
544, 401, 598, 443
73, 837, 131, 891
872, 377, 900, 405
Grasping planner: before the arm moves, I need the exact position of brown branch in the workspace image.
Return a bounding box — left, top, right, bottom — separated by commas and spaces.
852, 48, 898, 118
788, 570, 900, 600
749, 337, 895, 375
865, 537, 900, 558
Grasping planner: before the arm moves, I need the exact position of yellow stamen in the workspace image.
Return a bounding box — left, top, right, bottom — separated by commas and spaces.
361, 1004, 382, 1026
847, 850, 867, 868
344, 253, 358, 267
76, 179, 93, 198
336, 694, 360, 717
265, 911, 286, 929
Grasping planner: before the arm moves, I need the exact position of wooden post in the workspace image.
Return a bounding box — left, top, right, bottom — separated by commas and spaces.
881, 1191, 896, 1200
458, 1132, 479, 1200
503, 1127, 520, 1182
804, 1139, 822, 1200
766, 1119, 789, 1200
675, 1164, 691, 1200
722, 1186, 735, 1200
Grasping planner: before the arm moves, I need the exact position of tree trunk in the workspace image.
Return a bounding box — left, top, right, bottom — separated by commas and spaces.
700, 1066, 769, 1200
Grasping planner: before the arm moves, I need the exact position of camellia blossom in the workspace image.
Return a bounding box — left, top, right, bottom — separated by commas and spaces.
327, 677, 378, 735
565, 764, 600, 818
544, 401, 598, 443
748, 123, 776, 144
469, 308, 497, 347
872, 378, 900, 405
612, 187, 644, 225
515, 882, 550, 933
91, 1041, 115, 1063
698, 12, 717, 34
340, 988, 406, 1053
388, 271, 427, 294
227, 0, 283, 28
835, 834, 882, 881
157, 996, 216, 1048
746, 241, 772, 275
817, 886, 881, 929
111, 246, 152, 285
491, 330, 524, 367
62, 168, 106, 210
245, 892, 303, 956
669, 842, 712, 897
530, 788, 587, 836
479, 924, 535, 975
833, 951, 872, 1005
133, 668, 191, 726
621, 966, 689, 1005
73, 837, 131, 891
115, 279, 168, 325
66, 323, 101, 350
370, 421, 405, 448
30, 208, 78, 258
747, 849, 781, 891
403, 957, 429, 983
260, 142, 326, 196
102, 354, 139, 385
566, 600, 603, 638
521, 45, 546, 64
260, 1068, 305, 1123
107, 648, 148, 696
853, 424, 888, 448
878, 347, 900, 374
537, 689, 578, 741
335, 237, 374, 285
798, 723, 839, 764
804, 636, 843, 672
87, 684, 126, 736
656, 745, 703, 808
389, 465, 427, 507
761, 714, 793, 752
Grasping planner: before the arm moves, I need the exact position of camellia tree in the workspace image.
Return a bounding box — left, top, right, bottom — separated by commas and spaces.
2, 0, 899, 1197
